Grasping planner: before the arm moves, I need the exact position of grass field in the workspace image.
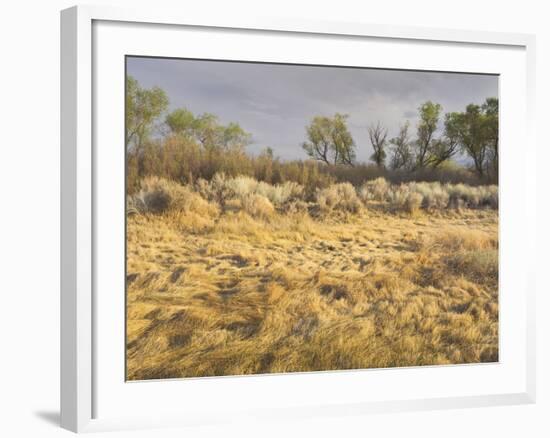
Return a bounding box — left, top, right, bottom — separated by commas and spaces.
126, 177, 498, 380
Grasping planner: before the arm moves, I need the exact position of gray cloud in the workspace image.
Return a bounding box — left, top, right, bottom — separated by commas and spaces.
127, 57, 498, 162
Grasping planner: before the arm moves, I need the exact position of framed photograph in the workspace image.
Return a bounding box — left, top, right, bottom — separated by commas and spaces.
61, 5, 536, 433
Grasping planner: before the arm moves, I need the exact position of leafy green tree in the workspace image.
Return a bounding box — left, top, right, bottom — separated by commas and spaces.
166, 109, 251, 151
332, 114, 356, 165
389, 121, 413, 170
413, 101, 442, 169
409, 101, 462, 169
482, 97, 499, 178
125, 76, 169, 151
192, 113, 222, 148
446, 104, 487, 177
165, 108, 195, 136
302, 114, 356, 165
445, 98, 498, 179
302, 116, 333, 164
368, 121, 388, 168
220, 122, 252, 150
427, 113, 461, 167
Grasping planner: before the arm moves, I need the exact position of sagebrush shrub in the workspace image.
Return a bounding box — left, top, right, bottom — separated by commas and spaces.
405, 192, 423, 214
282, 200, 310, 215
241, 194, 275, 219
126, 196, 143, 216
365, 177, 390, 201
316, 183, 362, 213
446, 183, 480, 208
198, 173, 305, 208
131, 177, 219, 217
256, 181, 303, 206
226, 175, 258, 198
387, 184, 407, 205
411, 182, 450, 209
479, 185, 498, 209
131, 175, 497, 220
358, 183, 370, 204
387, 184, 422, 214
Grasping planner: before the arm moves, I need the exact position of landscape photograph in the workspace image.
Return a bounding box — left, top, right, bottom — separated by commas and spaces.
125, 57, 499, 380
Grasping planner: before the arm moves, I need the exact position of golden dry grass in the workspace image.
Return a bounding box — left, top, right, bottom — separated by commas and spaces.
126, 196, 498, 380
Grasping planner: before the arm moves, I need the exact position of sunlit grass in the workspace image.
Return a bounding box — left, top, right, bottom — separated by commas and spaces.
126, 178, 498, 380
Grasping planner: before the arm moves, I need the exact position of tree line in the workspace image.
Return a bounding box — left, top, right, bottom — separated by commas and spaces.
301, 99, 498, 179
126, 75, 498, 192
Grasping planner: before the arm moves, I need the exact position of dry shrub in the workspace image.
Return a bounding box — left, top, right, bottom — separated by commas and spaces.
362, 177, 390, 201
447, 197, 466, 211
241, 194, 275, 220
480, 185, 498, 209
385, 181, 497, 212
411, 182, 450, 209
225, 175, 258, 198
140, 175, 496, 221
316, 183, 362, 213
132, 177, 172, 214
405, 192, 423, 214
223, 198, 243, 213
197, 173, 304, 208
197, 173, 255, 206
445, 184, 498, 210
256, 181, 304, 206
131, 176, 219, 217
282, 200, 311, 215
126, 196, 142, 216
195, 174, 233, 205
388, 185, 422, 214
446, 183, 476, 208
381, 181, 498, 212
358, 183, 370, 204
388, 184, 409, 207
316, 185, 339, 212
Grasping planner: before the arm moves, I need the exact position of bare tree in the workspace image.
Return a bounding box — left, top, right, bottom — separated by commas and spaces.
368, 121, 388, 168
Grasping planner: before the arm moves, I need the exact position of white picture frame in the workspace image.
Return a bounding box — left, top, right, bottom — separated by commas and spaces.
60, 4, 537, 433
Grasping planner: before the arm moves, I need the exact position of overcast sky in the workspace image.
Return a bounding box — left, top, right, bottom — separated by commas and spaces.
127, 56, 498, 163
